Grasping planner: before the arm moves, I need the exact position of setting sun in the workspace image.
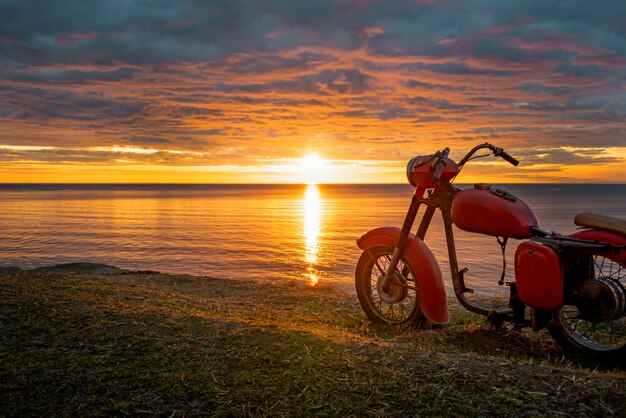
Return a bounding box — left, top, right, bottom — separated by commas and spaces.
301, 153, 326, 184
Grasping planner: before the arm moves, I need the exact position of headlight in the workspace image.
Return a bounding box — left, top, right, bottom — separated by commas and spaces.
406, 156, 419, 187
406, 154, 437, 187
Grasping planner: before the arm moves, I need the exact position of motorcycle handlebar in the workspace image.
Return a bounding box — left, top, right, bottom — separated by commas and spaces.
457, 143, 520, 167
493, 147, 519, 166
424, 144, 518, 185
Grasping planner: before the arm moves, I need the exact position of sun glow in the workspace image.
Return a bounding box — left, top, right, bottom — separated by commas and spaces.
303, 184, 321, 285
301, 153, 326, 184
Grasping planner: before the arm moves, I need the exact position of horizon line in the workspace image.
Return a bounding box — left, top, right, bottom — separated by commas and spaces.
2, 182, 626, 186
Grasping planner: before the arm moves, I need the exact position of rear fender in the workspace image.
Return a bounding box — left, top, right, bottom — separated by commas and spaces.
568, 229, 626, 265
357, 227, 449, 324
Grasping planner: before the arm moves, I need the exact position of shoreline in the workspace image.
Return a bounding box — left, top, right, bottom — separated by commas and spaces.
1, 265, 625, 416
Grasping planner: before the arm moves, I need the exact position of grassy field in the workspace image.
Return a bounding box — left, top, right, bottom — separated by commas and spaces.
1, 267, 625, 417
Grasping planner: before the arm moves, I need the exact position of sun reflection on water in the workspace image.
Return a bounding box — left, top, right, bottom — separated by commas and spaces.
304, 184, 321, 285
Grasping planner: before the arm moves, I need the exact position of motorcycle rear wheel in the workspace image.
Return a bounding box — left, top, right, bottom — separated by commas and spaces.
355, 246, 424, 327
549, 252, 626, 362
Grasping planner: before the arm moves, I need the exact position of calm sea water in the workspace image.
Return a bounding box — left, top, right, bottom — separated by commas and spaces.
1, 184, 625, 293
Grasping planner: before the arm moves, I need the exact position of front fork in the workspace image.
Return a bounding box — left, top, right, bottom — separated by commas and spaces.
380, 192, 436, 292
380, 189, 492, 317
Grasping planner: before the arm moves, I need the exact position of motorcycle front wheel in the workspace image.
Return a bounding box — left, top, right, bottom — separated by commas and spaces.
549, 251, 626, 362
355, 246, 424, 327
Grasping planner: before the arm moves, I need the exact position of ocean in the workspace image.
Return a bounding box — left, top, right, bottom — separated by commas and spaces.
1, 183, 625, 293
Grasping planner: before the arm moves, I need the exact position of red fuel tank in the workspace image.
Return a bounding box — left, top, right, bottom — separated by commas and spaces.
451, 184, 538, 239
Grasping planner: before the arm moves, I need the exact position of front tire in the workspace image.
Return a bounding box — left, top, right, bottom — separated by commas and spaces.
548, 251, 626, 363
355, 246, 424, 327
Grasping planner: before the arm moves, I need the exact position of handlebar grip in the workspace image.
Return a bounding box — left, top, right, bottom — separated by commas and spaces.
432, 160, 446, 181
431, 147, 450, 182
500, 151, 519, 166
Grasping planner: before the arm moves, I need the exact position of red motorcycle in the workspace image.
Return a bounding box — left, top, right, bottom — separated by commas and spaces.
355, 143, 626, 361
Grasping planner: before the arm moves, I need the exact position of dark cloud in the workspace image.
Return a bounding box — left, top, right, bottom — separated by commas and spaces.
407, 79, 474, 92
164, 106, 223, 117
191, 129, 223, 136
213, 52, 332, 74
415, 115, 468, 123
424, 62, 520, 77
217, 69, 371, 95
37, 96, 146, 121
0, 85, 147, 121
554, 61, 606, 77
329, 102, 417, 120
123, 136, 172, 144
517, 83, 576, 96
472, 93, 625, 116
5, 67, 138, 83
407, 96, 478, 111
2, 0, 625, 69
376, 106, 414, 121
398, 61, 521, 77
0, 0, 355, 65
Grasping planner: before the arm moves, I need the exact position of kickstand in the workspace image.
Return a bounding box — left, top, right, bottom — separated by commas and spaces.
496, 236, 508, 286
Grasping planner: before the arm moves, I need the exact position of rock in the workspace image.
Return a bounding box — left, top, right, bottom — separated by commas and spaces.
29, 263, 124, 274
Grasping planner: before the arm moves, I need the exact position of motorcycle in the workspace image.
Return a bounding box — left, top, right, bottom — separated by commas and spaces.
355, 143, 626, 361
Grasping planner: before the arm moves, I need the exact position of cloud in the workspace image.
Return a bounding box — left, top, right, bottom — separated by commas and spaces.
32, 93, 147, 121
423, 62, 521, 77
163, 106, 223, 117
407, 96, 478, 111
1, 0, 625, 68
0, 85, 147, 122
407, 79, 474, 92
6, 67, 138, 83
517, 83, 576, 96
214, 52, 332, 74
122, 136, 172, 144
415, 115, 468, 123
217, 69, 372, 95
330, 104, 414, 121
518, 147, 622, 166
1, 1, 625, 181
0, 144, 218, 165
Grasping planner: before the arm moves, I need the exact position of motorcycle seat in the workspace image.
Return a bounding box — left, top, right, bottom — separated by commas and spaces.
574, 212, 626, 236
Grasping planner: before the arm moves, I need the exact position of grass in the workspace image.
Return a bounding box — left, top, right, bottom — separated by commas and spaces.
1, 267, 625, 417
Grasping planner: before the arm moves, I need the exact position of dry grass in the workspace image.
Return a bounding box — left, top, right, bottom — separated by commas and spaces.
1, 267, 625, 417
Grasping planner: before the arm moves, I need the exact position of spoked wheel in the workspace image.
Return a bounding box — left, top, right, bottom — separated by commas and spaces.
549, 252, 626, 362
355, 246, 424, 327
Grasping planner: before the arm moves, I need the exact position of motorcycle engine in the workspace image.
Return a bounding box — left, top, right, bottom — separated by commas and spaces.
575, 277, 626, 322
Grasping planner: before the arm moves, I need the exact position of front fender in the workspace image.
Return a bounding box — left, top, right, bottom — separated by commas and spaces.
357, 227, 449, 324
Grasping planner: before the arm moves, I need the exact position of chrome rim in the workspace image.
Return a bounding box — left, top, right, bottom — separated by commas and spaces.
367, 250, 419, 323
561, 254, 626, 351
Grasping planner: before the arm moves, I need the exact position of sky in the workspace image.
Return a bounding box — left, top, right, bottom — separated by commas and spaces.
1, 0, 625, 184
